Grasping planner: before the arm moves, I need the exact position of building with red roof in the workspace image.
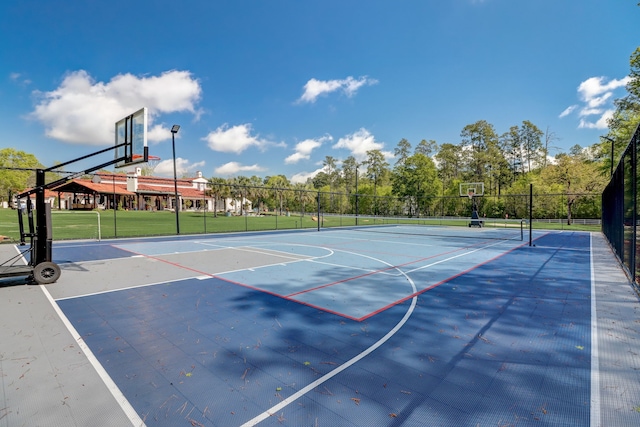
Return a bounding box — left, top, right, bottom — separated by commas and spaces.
21, 168, 251, 214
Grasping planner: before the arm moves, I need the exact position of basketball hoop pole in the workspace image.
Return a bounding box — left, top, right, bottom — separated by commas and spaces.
171, 125, 181, 235
468, 191, 477, 213
529, 183, 533, 246
15, 141, 142, 277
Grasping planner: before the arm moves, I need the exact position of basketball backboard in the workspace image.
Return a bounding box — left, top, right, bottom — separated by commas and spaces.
115, 107, 148, 168
459, 182, 484, 198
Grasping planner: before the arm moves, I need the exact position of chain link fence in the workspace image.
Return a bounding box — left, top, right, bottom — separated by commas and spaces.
1, 182, 602, 242
602, 123, 640, 291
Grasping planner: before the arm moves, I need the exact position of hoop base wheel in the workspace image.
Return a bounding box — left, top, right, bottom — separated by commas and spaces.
33, 261, 61, 284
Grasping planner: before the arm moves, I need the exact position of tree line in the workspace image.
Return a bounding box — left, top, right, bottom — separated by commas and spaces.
202, 118, 606, 223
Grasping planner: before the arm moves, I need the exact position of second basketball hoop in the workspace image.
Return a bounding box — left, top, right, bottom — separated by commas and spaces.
460, 182, 484, 227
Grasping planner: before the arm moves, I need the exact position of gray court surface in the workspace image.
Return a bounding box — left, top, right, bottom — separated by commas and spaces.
1, 232, 639, 426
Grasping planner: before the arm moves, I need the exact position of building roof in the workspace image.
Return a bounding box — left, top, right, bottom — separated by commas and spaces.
51, 179, 135, 196
23, 172, 208, 200
22, 188, 59, 199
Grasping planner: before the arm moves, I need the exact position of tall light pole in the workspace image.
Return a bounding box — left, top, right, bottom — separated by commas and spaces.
601, 136, 615, 177
355, 164, 359, 226
171, 125, 181, 234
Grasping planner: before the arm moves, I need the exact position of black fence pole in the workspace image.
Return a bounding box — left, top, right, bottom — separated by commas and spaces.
112, 176, 117, 238
317, 192, 321, 232
529, 183, 533, 246
244, 187, 248, 232
633, 133, 637, 284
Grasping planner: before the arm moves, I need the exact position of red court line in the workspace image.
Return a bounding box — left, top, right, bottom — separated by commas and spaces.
357, 234, 549, 321
112, 234, 545, 322
285, 238, 504, 298
113, 245, 366, 321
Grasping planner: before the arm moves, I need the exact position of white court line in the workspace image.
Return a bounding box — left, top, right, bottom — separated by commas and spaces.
197, 240, 335, 256
55, 244, 335, 300
218, 257, 311, 274
403, 238, 514, 275
239, 261, 418, 427
590, 233, 601, 427
306, 258, 397, 276
227, 245, 312, 261
53, 275, 212, 301
55, 258, 312, 301
312, 230, 439, 248
308, 238, 515, 279
40, 285, 146, 427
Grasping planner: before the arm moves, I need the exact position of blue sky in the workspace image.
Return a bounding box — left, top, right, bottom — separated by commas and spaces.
0, 0, 637, 182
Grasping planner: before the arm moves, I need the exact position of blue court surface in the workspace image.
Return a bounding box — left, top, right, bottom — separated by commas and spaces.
47, 227, 596, 426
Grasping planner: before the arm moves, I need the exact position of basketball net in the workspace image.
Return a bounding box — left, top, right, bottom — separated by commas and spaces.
131, 154, 161, 171
146, 155, 161, 171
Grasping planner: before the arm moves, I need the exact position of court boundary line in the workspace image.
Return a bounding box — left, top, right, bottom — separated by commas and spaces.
53, 275, 214, 301
227, 245, 314, 261
590, 233, 601, 427
39, 285, 146, 427
332, 224, 526, 242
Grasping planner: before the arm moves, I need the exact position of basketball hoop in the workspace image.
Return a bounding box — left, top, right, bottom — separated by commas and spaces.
131, 154, 161, 171
459, 182, 484, 198
131, 154, 159, 163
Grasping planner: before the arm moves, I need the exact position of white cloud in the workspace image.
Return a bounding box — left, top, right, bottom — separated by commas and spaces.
30, 69, 202, 145
579, 110, 615, 130
558, 105, 577, 118
578, 76, 629, 104
284, 135, 332, 164
214, 161, 266, 176
332, 128, 392, 161
154, 158, 205, 178
290, 167, 326, 184
560, 75, 630, 130
203, 123, 274, 154
147, 124, 172, 144
297, 76, 378, 104
578, 107, 603, 117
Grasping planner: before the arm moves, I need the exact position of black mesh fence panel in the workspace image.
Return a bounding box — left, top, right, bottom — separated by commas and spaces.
602, 123, 640, 290
25, 178, 603, 244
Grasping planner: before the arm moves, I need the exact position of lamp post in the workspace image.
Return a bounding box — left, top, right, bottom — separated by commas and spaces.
355, 164, 359, 225
601, 136, 615, 177
171, 125, 181, 234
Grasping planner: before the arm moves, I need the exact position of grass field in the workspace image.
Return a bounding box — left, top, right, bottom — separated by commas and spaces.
0, 208, 601, 243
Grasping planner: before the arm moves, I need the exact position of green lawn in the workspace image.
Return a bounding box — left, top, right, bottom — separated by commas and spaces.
0, 208, 321, 241
0, 208, 601, 243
